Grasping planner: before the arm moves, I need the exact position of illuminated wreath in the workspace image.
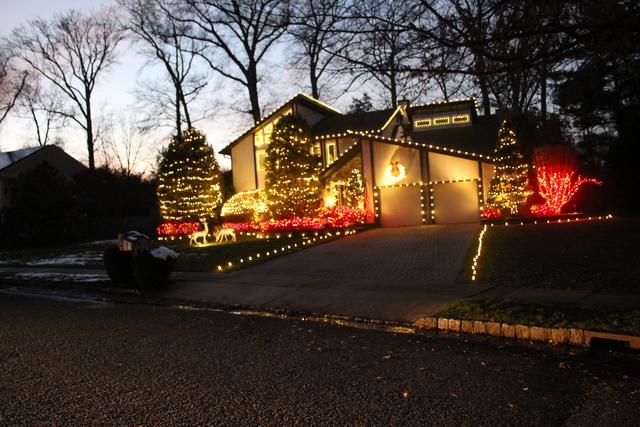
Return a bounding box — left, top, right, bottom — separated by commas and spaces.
385, 160, 406, 183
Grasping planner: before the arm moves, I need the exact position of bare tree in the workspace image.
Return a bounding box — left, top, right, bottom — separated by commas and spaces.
288, 0, 349, 100
410, 0, 579, 115
16, 78, 68, 146
0, 45, 28, 127
336, 0, 422, 108
10, 8, 125, 169
162, 0, 290, 121
97, 111, 147, 175
120, 0, 209, 139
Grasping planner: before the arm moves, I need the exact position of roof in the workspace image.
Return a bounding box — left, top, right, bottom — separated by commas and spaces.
310, 108, 396, 136
219, 93, 343, 155
408, 114, 499, 156
0, 146, 43, 171
0, 145, 86, 178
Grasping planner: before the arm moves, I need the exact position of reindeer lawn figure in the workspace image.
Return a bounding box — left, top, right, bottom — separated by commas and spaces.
214, 226, 236, 243
189, 218, 209, 246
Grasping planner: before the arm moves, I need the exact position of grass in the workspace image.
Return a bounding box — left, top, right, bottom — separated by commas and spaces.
166, 234, 313, 272
464, 218, 640, 292
0, 231, 350, 273
436, 298, 640, 335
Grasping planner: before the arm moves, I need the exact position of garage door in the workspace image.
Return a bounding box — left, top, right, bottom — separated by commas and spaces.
432, 181, 480, 224
379, 186, 424, 227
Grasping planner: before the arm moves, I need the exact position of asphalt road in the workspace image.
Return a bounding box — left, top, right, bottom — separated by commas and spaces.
0, 290, 639, 426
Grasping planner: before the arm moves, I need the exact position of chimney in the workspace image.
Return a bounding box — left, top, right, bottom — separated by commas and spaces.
398, 99, 410, 109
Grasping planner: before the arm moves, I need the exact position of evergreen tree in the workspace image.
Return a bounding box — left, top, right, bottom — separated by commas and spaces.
485, 121, 531, 215
157, 128, 223, 222
348, 93, 374, 113
344, 168, 364, 208
265, 114, 321, 219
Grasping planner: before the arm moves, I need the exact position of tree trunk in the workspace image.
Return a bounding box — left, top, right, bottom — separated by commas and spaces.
175, 85, 183, 140
540, 66, 547, 121
247, 61, 261, 121
86, 99, 95, 170
310, 60, 319, 99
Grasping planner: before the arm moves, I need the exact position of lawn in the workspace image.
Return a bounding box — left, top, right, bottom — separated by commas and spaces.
463, 218, 640, 292
0, 231, 350, 273
436, 298, 640, 335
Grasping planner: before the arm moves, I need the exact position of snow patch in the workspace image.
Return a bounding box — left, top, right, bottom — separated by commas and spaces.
12, 272, 109, 283
25, 252, 103, 266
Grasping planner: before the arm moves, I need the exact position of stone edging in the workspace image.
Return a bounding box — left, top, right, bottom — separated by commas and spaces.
413, 316, 640, 350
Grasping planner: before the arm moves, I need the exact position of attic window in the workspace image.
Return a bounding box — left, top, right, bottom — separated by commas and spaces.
452, 114, 470, 124
415, 118, 431, 128
413, 113, 471, 130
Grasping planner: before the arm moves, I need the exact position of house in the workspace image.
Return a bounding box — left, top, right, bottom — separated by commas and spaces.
0, 145, 86, 211
220, 93, 498, 226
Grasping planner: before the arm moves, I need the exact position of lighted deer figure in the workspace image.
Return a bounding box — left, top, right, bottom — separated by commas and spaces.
189, 218, 209, 246
214, 226, 236, 243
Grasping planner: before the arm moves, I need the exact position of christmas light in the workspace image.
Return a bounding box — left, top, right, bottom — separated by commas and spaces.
265, 114, 322, 220
156, 221, 201, 236
221, 189, 268, 220
157, 128, 223, 223
531, 146, 602, 216
484, 121, 530, 215
471, 224, 487, 281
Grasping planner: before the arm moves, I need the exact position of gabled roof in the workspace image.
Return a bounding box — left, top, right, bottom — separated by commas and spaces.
0, 145, 86, 178
409, 114, 499, 156
219, 93, 343, 156
311, 108, 396, 136
0, 146, 44, 171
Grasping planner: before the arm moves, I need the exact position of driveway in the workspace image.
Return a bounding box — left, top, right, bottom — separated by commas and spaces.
165, 225, 490, 322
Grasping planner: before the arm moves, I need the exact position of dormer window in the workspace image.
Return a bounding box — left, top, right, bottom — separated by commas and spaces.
413, 112, 471, 131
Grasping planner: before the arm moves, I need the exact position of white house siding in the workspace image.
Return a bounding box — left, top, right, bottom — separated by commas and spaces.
373, 142, 421, 187
482, 162, 495, 200
432, 181, 480, 224
231, 135, 257, 192
360, 140, 376, 224
428, 151, 479, 182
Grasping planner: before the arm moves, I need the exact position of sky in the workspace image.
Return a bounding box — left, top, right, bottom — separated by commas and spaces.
0, 0, 367, 173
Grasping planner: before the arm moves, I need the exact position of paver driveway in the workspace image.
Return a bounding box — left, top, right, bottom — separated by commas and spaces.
166, 224, 491, 322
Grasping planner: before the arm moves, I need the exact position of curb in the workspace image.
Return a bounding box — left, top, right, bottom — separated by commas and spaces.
3, 280, 639, 351
413, 316, 640, 350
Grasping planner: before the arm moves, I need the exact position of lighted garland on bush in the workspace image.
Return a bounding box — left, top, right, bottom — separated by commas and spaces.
156, 128, 223, 227
484, 121, 531, 216
220, 189, 268, 221
264, 114, 322, 219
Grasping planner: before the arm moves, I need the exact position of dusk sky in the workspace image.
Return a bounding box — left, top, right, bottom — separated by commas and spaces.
0, 0, 367, 172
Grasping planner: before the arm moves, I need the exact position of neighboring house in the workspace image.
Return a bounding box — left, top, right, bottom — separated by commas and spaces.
220, 93, 498, 226
0, 146, 86, 211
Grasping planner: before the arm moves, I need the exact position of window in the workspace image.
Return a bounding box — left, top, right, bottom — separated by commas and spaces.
326, 141, 337, 165
256, 150, 266, 172
253, 108, 292, 148
452, 114, 470, 124
415, 118, 432, 128
310, 143, 321, 157
433, 116, 451, 126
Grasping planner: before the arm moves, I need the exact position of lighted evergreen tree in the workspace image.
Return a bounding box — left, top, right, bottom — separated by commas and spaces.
485, 121, 531, 215
157, 128, 223, 222
344, 168, 364, 208
265, 114, 321, 219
